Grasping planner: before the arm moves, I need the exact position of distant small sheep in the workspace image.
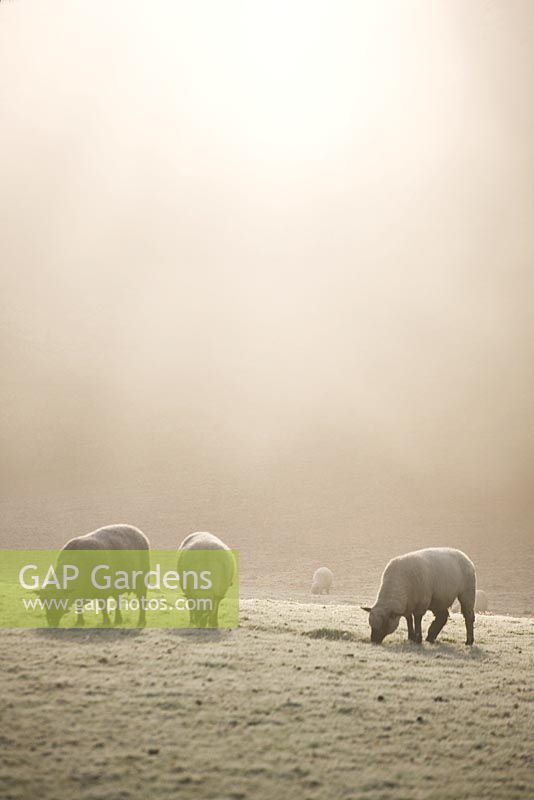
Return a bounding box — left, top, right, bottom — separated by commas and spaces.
311, 567, 333, 595
362, 547, 476, 645
474, 589, 489, 613
452, 589, 488, 615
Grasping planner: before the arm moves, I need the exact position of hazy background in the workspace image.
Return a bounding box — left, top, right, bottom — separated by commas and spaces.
1, 1, 533, 613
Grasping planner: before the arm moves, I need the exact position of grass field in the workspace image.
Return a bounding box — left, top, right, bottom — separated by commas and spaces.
1, 598, 533, 800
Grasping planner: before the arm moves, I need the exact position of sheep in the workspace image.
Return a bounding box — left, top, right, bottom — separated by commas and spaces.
474, 589, 489, 613
42, 524, 150, 628
177, 531, 235, 628
362, 547, 476, 645
311, 567, 333, 595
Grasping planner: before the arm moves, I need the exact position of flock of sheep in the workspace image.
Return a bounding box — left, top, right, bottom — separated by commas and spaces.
44, 524, 235, 629
45, 525, 488, 644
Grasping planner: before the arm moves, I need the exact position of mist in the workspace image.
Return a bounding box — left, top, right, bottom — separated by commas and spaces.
1, 2, 533, 589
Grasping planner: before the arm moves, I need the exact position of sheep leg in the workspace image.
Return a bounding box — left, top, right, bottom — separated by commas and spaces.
114, 597, 123, 626
406, 614, 416, 642
461, 604, 475, 645
459, 588, 476, 645
464, 613, 475, 646
190, 608, 206, 628
413, 613, 423, 644
426, 610, 448, 643
207, 600, 219, 628
136, 591, 147, 627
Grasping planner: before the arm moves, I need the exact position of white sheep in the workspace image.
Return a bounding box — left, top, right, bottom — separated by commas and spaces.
177, 531, 235, 627
362, 547, 476, 645
311, 567, 333, 595
452, 589, 488, 615
474, 589, 489, 613
43, 524, 150, 627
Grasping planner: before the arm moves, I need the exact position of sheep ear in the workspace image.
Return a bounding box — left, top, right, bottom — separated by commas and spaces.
361, 606, 372, 613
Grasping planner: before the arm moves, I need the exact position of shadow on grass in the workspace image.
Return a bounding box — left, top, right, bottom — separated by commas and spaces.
386, 640, 487, 659
309, 633, 489, 659
33, 626, 144, 642
303, 627, 366, 643
166, 628, 233, 642
33, 625, 234, 643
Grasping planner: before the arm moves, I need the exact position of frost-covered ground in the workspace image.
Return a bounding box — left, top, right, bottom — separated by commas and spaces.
1, 599, 533, 800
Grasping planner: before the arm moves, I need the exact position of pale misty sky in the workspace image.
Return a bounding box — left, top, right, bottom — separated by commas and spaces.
1, 1, 533, 522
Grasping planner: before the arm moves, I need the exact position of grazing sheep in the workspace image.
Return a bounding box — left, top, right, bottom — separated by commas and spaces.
42, 524, 150, 627
362, 547, 476, 645
474, 589, 489, 613
177, 531, 235, 627
311, 567, 333, 595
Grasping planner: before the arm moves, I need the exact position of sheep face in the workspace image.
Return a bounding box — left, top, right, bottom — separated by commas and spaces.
366, 606, 401, 644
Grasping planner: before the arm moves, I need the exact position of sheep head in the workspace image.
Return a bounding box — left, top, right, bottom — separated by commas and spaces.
362, 605, 400, 644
